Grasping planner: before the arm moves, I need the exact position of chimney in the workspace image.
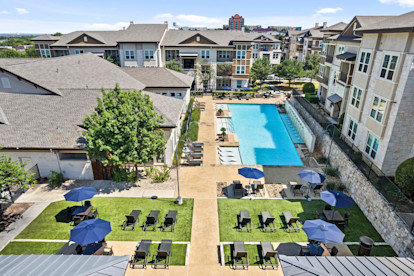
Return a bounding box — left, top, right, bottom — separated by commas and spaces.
323, 22, 327, 28
123, 26, 126, 30
315, 22, 319, 28
164, 21, 168, 24
130, 21, 134, 24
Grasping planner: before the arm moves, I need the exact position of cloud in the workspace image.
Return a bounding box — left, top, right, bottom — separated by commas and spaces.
85, 22, 130, 30
16, 8, 29, 15
1, 10, 9, 14
154, 13, 174, 19
379, 0, 414, 7
176, 14, 223, 24
315, 7, 343, 14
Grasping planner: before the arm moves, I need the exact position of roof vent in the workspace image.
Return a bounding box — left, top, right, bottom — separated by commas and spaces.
323, 22, 327, 28
56, 68, 59, 73
315, 23, 319, 28
123, 26, 126, 30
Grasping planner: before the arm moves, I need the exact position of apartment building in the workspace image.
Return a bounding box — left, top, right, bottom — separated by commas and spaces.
228, 14, 244, 31
160, 30, 280, 90
302, 26, 325, 59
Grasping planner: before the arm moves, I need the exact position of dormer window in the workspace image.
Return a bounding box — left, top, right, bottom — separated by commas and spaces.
1, 77, 11, 89
83, 36, 88, 42
196, 36, 200, 42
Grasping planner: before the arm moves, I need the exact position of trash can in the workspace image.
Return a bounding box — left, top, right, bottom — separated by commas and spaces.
358, 236, 374, 256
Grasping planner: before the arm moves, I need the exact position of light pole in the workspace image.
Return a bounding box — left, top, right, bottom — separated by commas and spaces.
175, 140, 190, 205
324, 123, 337, 176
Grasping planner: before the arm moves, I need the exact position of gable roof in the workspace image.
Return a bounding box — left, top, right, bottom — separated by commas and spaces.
337, 16, 395, 42
116, 24, 168, 42
121, 67, 194, 88
321, 22, 347, 32
0, 255, 129, 276
31, 34, 61, 41
356, 11, 414, 33
50, 30, 123, 47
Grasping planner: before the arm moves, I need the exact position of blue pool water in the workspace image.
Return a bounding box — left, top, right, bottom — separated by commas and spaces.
279, 114, 304, 144
228, 104, 303, 166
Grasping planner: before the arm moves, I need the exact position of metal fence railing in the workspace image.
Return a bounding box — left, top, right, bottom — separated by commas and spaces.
292, 89, 414, 234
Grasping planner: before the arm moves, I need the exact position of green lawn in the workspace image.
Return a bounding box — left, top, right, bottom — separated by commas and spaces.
0, 242, 66, 255
223, 244, 275, 266
147, 244, 187, 266
17, 198, 193, 241
348, 245, 397, 257
218, 199, 383, 242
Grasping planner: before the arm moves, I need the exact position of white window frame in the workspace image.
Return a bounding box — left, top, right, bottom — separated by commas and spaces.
125, 50, 135, 60
370, 96, 387, 123
358, 50, 371, 74
236, 66, 246, 74
347, 118, 358, 141
83, 36, 88, 42
75, 49, 84, 55
351, 87, 363, 109
338, 46, 345, 55
144, 50, 153, 60
318, 65, 324, 77
365, 133, 379, 159
380, 54, 398, 81
273, 52, 278, 59
253, 44, 258, 50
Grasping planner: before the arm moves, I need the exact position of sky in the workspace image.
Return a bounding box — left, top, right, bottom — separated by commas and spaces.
0, 0, 413, 34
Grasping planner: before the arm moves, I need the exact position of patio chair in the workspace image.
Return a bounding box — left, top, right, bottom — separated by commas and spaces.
337, 222, 345, 231
290, 184, 304, 197
144, 210, 160, 231
233, 241, 249, 269
188, 140, 204, 147
87, 208, 99, 220
260, 241, 278, 269
154, 240, 172, 269
283, 211, 301, 232
72, 215, 85, 226
189, 153, 203, 159
344, 211, 350, 225
130, 239, 152, 269
162, 210, 177, 232
75, 244, 83, 255
331, 246, 339, 256
187, 144, 203, 153
311, 184, 324, 196
234, 183, 244, 197
238, 211, 252, 232
122, 210, 141, 230
324, 205, 332, 211
185, 156, 202, 166
260, 211, 276, 232
252, 182, 264, 197
84, 200, 91, 206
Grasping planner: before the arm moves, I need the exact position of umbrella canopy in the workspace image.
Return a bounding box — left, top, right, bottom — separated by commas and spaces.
64, 187, 98, 202
302, 219, 345, 244
70, 219, 111, 246
221, 86, 232, 91
321, 190, 355, 208
238, 167, 264, 179
298, 170, 326, 183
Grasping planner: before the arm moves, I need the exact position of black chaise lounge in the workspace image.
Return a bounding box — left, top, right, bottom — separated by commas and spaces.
233, 181, 244, 197
144, 210, 160, 231
311, 184, 324, 196
130, 239, 152, 269
238, 210, 252, 232
260, 211, 276, 232
162, 210, 177, 232
233, 241, 249, 269
154, 239, 172, 269
283, 211, 301, 232
291, 184, 304, 197
123, 210, 141, 230
260, 241, 278, 269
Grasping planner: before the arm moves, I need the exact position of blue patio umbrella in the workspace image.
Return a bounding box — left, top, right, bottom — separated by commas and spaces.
298, 170, 326, 183
302, 219, 345, 244
321, 190, 355, 208
70, 218, 111, 246
238, 167, 265, 179
221, 86, 232, 91
64, 187, 98, 202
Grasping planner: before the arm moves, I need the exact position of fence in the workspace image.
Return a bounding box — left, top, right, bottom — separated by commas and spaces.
292, 89, 414, 234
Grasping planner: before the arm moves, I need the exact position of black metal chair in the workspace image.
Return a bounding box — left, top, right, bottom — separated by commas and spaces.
84, 200, 91, 206
233, 241, 249, 269
87, 208, 98, 220
72, 215, 85, 226
144, 210, 160, 231
122, 210, 141, 230
283, 211, 301, 232
291, 184, 303, 196
260, 211, 276, 232
311, 184, 324, 196
162, 210, 177, 232
260, 241, 278, 269
130, 239, 152, 269
154, 240, 172, 269
234, 182, 244, 197
331, 246, 339, 256
238, 211, 252, 232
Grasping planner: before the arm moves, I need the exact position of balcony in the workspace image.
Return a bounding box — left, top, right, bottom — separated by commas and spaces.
326, 55, 334, 63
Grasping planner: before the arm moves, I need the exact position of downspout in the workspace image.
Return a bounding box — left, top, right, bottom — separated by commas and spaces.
51, 148, 62, 174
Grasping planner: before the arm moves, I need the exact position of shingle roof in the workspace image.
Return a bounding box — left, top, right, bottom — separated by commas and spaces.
50, 30, 123, 47
31, 34, 61, 41
357, 11, 414, 33
116, 24, 168, 42
0, 255, 129, 276
121, 67, 194, 88
356, 15, 395, 28
321, 22, 347, 32
161, 30, 277, 47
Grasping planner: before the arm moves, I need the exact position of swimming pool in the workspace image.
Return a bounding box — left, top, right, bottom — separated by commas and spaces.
228, 104, 303, 166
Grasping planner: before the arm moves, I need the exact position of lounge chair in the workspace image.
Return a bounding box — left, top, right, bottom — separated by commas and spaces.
260, 211, 276, 232
84, 200, 91, 206
252, 181, 264, 197
189, 152, 203, 159
154, 240, 172, 269
260, 241, 278, 269
185, 156, 202, 166
238, 211, 252, 232
144, 210, 160, 231
187, 140, 204, 147
233, 241, 249, 269
283, 211, 301, 232
130, 239, 152, 269
234, 182, 244, 197
290, 183, 304, 197
188, 144, 203, 153
87, 208, 99, 220
162, 210, 177, 232
311, 184, 323, 196
122, 210, 141, 230
72, 215, 85, 226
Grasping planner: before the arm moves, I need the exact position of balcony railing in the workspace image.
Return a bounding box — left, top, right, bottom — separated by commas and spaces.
326, 55, 334, 63
338, 72, 352, 86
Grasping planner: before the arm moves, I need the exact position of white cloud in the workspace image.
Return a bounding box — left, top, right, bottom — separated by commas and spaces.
176, 14, 223, 24
85, 22, 130, 30
315, 7, 343, 14
16, 8, 29, 15
379, 0, 414, 7
1, 10, 9, 14
154, 13, 174, 19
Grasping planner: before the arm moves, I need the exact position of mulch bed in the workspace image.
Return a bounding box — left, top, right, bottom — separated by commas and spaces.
265, 184, 285, 198
0, 203, 33, 232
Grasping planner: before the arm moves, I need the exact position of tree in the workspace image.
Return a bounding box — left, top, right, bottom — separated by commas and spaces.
216, 63, 232, 76
395, 158, 414, 198
165, 60, 184, 73
250, 57, 271, 89
303, 53, 320, 82
0, 48, 22, 58
24, 46, 37, 58
273, 59, 304, 86
196, 60, 215, 90
0, 152, 35, 202
53, 32, 63, 36
83, 85, 166, 177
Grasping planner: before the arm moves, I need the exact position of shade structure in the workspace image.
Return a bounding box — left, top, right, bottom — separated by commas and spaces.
238, 167, 265, 179
64, 187, 98, 202
302, 219, 345, 244
321, 190, 355, 208
298, 170, 326, 183
70, 219, 111, 246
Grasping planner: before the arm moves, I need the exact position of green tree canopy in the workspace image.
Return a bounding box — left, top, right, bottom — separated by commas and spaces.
53, 32, 63, 36
250, 57, 271, 86
273, 59, 304, 86
165, 60, 184, 73
0, 153, 35, 202
24, 46, 37, 58
83, 85, 166, 171
217, 63, 232, 76
0, 48, 22, 58
395, 157, 414, 198
303, 53, 320, 81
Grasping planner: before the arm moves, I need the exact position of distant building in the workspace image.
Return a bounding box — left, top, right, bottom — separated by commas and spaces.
228, 14, 244, 31
0, 46, 13, 52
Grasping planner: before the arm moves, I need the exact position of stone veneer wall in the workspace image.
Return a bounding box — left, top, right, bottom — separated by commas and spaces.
290, 96, 414, 258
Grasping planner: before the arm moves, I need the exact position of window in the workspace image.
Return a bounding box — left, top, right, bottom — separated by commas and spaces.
196, 36, 200, 42
201, 50, 210, 59
322, 44, 327, 55
59, 153, 87, 161
235, 22, 238, 30
252, 53, 257, 59
263, 45, 269, 51
177, 92, 182, 97
351, 87, 363, 108
273, 52, 279, 59
365, 133, 379, 159
1, 77, 11, 89
166, 50, 179, 61
358, 51, 371, 73
318, 65, 324, 77
274, 44, 279, 50
338, 46, 345, 54
370, 96, 386, 122
253, 44, 258, 50
347, 119, 358, 141
380, 54, 398, 81
170, 92, 176, 97
83, 36, 88, 42
236, 66, 245, 74
162, 92, 167, 96
125, 50, 134, 60
40, 49, 51, 58
237, 80, 242, 88
236, 50, 246, 59
144, 50, 154, 60
75, 49, 84, 55
319, 41, 323, 47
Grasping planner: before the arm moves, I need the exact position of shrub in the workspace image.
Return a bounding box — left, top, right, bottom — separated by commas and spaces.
395, 158, 414, 198
145, 165, 171, 183
49, 171, 64, 188
337, 183, 347, 192
111, 167, 130, 182
305, 93, 319, 104
187, 121, 199, 142
326, 167, 340, 177
191, 108, 200, 121
326, 181, 336, 190
351, 152, 363, 164
303, 82, 315, 94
